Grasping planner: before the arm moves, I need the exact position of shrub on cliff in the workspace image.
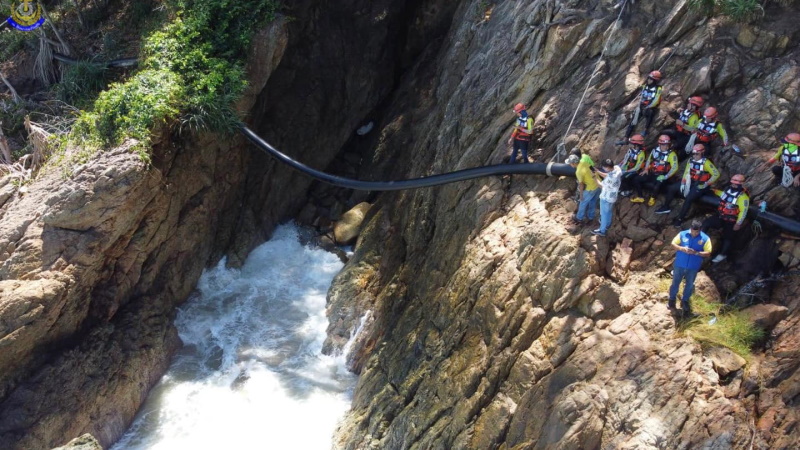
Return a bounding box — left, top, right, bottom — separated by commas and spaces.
65, 0, 279, 159
688, 0, 796, 22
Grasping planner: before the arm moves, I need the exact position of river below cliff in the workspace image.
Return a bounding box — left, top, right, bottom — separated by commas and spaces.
111, 224, 356, 449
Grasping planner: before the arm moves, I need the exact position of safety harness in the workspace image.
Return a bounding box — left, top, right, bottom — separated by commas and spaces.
718, 187, 746, 222
649, 148, 672, 175
689, 158, 712, 183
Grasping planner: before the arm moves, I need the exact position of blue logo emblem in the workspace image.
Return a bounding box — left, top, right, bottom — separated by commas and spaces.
7, 1, 45, 31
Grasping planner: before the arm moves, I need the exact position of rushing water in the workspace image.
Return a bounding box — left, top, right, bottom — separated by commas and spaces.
113, 224, 357, 449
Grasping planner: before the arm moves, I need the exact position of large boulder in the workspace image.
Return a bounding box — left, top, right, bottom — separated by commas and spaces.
705, 346, 746, 378
742, 303, 789, 331
333, 202, 372, 245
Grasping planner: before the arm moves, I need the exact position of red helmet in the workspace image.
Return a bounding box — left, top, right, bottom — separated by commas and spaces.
658, 134, 672, 145
629, 134, 645, 145
688, 96, 704, 107
513, 103, 526, 113
703, 107, 718, 120
784, 132, 800, 145
692, 144, 705, 154
648, 70, 662, 81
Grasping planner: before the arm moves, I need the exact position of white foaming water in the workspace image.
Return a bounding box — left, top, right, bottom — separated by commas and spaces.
113, 224, 356, 450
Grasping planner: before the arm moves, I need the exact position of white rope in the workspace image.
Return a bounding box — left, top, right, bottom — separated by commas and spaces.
550, 0, 630, 163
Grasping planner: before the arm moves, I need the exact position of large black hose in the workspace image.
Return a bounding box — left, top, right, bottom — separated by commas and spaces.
241, 126, 800, 235
240, 125, 574, 191
53, 53, 138, 68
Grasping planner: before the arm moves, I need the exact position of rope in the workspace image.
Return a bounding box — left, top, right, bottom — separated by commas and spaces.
549, 0, 629, 163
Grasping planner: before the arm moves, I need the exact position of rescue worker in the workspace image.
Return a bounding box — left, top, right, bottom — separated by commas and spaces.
507, 103, 533, 163
669, 220, 712, 319
618, 134, 646, 197
567, 153, 599, 225
625, 70, 663, 139
661, 96, 704, 157
631, 134, 679, 206
761, 132, 800, 188
693, 107, 730, 156
702, 174, 749, 263
658, 144, 720, 220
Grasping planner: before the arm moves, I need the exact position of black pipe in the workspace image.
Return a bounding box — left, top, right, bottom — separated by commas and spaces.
241, 126, 800, 235
53, 53, 138, 68
695, 193, 800, 235
240, 125, 574, 191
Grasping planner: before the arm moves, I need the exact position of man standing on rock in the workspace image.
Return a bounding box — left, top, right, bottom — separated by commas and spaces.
567, 153, 599, 225
670, 219, 712, 318
593, 159, 622, 237
703, 174, 750, 263
508, 103, 533, 163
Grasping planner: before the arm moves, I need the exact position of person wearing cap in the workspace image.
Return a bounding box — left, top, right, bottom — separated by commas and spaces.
507, 103, 534, 163
661, 96, 704, 158
702, 174, 749, 263
625, 70, 664, 139
693, 107, 730, 156
567, 153, 599, 225
631, 134, 679, 206
618, 134, 646, 197
669, 220, 712, 318
592, 159, 622, 236
657, 144, 720, 219
761, 132, 800, 187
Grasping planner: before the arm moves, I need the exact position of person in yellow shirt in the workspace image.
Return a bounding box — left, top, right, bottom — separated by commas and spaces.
631, 134, 679, 206
625, 71, 664, 139
693, 107, 730, 157
658, 144, 720, 220
507, 103, 534, 163
567, 153, 599, 225
661, 96, 704, 158
618, 134, 646, 197
702, 174, 749, 263
761, 132, 800, 188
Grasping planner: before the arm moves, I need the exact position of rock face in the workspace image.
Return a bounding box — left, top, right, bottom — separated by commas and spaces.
0, 1, 464, 448
2, 0, 800, 449
324, 1, 800, 449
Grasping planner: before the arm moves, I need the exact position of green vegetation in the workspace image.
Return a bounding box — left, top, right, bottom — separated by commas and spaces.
64, 0, 280, 159
0, 26, 36, 61
56, 60, 111, 107
688, 0, 765, 23
681, 295, 765, 358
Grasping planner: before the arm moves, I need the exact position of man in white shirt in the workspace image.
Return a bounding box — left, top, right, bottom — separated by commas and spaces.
593, 159, 622, 237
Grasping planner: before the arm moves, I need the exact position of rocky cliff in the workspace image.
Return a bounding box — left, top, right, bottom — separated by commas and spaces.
325, 1, 800, 449
1, 0, 799, 448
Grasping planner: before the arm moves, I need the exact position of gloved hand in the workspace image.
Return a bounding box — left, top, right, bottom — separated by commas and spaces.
657, 175, 665, 182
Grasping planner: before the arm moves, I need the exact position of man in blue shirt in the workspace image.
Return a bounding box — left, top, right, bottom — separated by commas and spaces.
669, 220, 712, 318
